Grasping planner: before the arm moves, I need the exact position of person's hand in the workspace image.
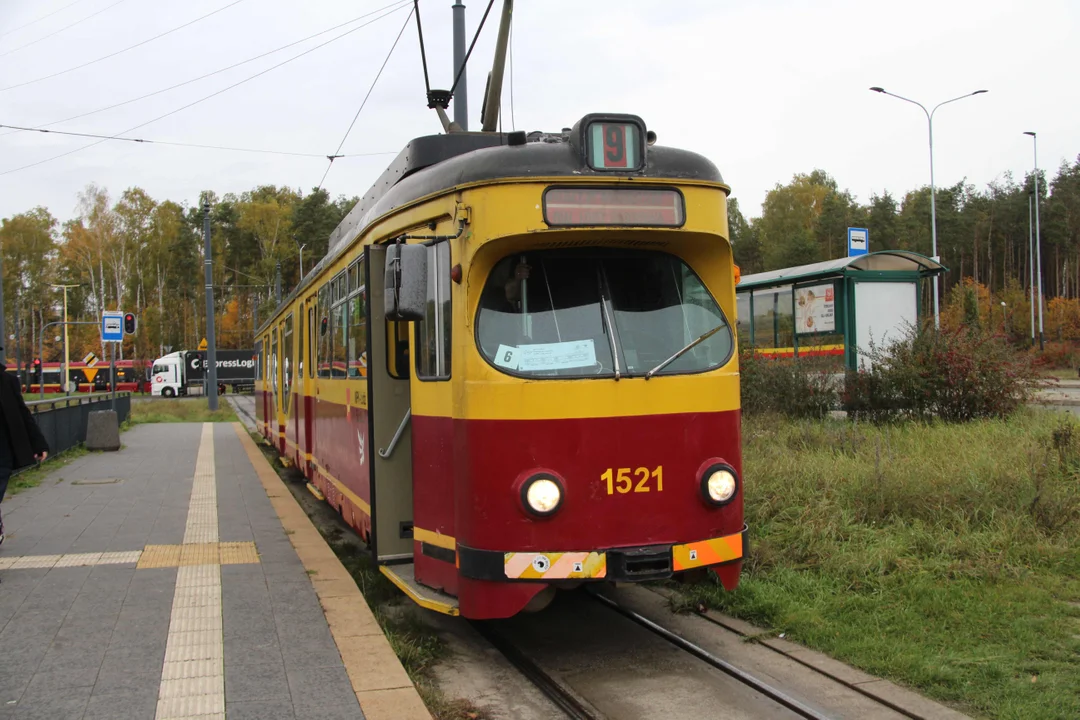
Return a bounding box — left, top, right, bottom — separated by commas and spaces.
35, 451, 47, 462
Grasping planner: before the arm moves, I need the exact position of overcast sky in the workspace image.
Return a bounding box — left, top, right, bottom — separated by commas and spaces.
1, 0, 1077, 227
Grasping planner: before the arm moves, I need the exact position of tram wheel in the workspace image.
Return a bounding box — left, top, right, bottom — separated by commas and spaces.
523, 586, 556, 613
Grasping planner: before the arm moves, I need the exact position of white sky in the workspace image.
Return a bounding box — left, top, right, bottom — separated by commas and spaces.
0, 0, 1077, 225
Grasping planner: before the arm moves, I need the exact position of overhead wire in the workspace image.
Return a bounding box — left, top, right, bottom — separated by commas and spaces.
317, 5, 415, 190
0, 3, 410, 176
0, 0, 247, 92
0, 0, 90, 40
0, 123, 396, 159
0, 0, 411, 138
0, 0, 128, 59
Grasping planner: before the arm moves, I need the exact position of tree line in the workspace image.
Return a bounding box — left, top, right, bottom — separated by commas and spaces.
731, 155, 1080, 307
2, 152, 1078, 366
0, 184, 355, 367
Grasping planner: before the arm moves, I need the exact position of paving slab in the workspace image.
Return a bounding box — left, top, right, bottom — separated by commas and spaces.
0, 421, 430, 720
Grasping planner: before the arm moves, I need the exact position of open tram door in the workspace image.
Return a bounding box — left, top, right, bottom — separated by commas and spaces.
365, 245, 459, 615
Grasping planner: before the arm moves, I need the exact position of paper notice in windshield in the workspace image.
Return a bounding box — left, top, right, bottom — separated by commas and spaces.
795, 284, 835, 334
494, 340, 597, 372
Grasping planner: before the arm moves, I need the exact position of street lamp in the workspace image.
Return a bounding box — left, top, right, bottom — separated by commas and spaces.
869, 86, 989, 329
1000, 300, 1007, 336
295, 238, 307, 280
1024, 131, 1044, 350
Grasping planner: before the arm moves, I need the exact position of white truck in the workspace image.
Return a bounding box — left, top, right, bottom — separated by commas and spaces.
150, 350, 256, 397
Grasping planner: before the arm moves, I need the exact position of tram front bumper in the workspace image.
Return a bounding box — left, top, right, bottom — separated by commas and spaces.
456, 526, 747, 583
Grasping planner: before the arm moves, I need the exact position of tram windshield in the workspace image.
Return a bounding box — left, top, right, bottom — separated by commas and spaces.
476, 250, 734, 378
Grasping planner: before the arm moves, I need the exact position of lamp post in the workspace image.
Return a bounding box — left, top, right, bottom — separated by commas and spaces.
1028, 191, 1035, 344
1000, 300, 1007, 336
295, 238, 307, 281
1024, 131, 1044, 350
52, 283, 79, 394
869, 87, 989, 329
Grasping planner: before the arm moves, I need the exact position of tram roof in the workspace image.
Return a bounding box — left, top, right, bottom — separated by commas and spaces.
260, 114, 727, 334
738, 251, 947, 290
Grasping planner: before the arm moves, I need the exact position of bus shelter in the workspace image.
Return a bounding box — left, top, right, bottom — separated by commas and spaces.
736, 251, 946, 370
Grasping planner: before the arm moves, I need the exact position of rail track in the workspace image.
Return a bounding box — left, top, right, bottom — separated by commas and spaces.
468, 586, 944, 720
471, 588, 836, 720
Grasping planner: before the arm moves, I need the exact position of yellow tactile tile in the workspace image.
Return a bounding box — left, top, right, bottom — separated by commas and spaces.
138, 545, 183, 569
218, 541, 259, 565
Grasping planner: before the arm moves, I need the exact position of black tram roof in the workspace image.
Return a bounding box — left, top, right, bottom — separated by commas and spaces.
263, 114, 724, 331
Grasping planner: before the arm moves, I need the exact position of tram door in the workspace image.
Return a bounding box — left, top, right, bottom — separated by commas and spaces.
365, 245, 415, 563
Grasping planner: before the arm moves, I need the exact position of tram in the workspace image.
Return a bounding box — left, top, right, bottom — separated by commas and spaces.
255, 113, 745, 619
11, 359, 150, 394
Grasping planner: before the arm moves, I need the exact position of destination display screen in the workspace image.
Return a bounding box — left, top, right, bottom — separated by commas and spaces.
543, 187, 684, 227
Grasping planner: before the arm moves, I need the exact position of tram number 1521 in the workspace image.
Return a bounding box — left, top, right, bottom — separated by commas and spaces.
602, 466, 663, 494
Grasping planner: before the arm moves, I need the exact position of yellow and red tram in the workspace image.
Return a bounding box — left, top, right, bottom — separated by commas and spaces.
256, 114, 746, 619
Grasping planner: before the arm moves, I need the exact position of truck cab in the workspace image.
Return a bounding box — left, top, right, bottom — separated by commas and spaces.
150, 352, 184, 397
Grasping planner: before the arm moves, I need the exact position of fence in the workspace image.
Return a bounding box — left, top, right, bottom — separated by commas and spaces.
25, 393, 131, 458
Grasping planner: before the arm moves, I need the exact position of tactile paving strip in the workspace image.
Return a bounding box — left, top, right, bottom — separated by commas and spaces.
155, 424, 226, 720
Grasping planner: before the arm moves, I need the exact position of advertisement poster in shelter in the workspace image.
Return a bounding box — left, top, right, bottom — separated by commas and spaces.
795, 284, 835, 334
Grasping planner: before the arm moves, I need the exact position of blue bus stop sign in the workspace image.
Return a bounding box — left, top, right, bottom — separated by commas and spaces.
101, 312, 124, 342
848, 227, 868, 257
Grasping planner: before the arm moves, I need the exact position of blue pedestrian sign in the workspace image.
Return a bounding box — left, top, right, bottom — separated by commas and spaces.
848, 227, 869, 257
101, 312, 124, 342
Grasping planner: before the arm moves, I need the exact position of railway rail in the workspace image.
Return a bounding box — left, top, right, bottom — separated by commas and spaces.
470, 587, 948, 720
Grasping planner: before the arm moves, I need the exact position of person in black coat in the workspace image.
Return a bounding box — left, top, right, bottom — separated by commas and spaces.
0, 357, 49, 545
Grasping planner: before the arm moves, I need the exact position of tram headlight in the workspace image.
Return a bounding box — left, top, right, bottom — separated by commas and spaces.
700, 464, 739, 506
521, 475, 563, 517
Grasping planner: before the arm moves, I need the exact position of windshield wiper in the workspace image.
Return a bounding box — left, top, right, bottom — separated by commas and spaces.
597, 267, 621, 380
644, 324, 726, 380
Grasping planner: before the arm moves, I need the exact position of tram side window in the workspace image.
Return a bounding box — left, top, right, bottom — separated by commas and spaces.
317, 284, 331, 378
254, 340, 262, 381
347, 269, 367, 377
282, 314, 294, 410
271, 330, 279, 393
307, 305, 315, 379
415, 243, 451, 380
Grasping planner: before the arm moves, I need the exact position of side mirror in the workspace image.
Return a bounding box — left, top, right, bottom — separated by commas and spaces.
385, 243, 428, 321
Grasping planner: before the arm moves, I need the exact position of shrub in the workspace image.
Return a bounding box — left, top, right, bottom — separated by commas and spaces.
740, 350, 837, 419
843, 325, 1038, 423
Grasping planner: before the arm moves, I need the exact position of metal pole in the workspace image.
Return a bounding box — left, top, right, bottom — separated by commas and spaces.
299, 246, 304, 280
62, 287, 69, 395
110, 341, 116, 412
927, 115, 939, 329
452, 0, 469, 131
1029, 132, 1045, 350
275, 263, 282, 305
1029, 193, 1035, 343
38, 323, 44, 400
15, 298, 22, 390
480, 0, 513, 132
203, 200, 219, 411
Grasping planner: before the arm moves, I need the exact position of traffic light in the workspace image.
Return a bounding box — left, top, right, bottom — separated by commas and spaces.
32, 359, 41, 381
123, 312, 137, 334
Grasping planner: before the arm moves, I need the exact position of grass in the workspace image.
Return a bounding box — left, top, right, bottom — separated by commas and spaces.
250, 433, 490, 720
674, 409, 1080, 720
6, 446, 89, 496
1039, 369, 1079, 381
128, 398, 237, 424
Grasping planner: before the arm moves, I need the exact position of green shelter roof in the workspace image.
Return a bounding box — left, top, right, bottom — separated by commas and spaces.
738, 250, 946, 290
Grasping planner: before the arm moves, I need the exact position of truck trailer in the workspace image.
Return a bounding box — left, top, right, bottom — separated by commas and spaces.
150, 349, 256, 397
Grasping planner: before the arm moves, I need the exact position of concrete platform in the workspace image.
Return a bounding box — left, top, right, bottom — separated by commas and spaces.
0, 422, 430, 720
